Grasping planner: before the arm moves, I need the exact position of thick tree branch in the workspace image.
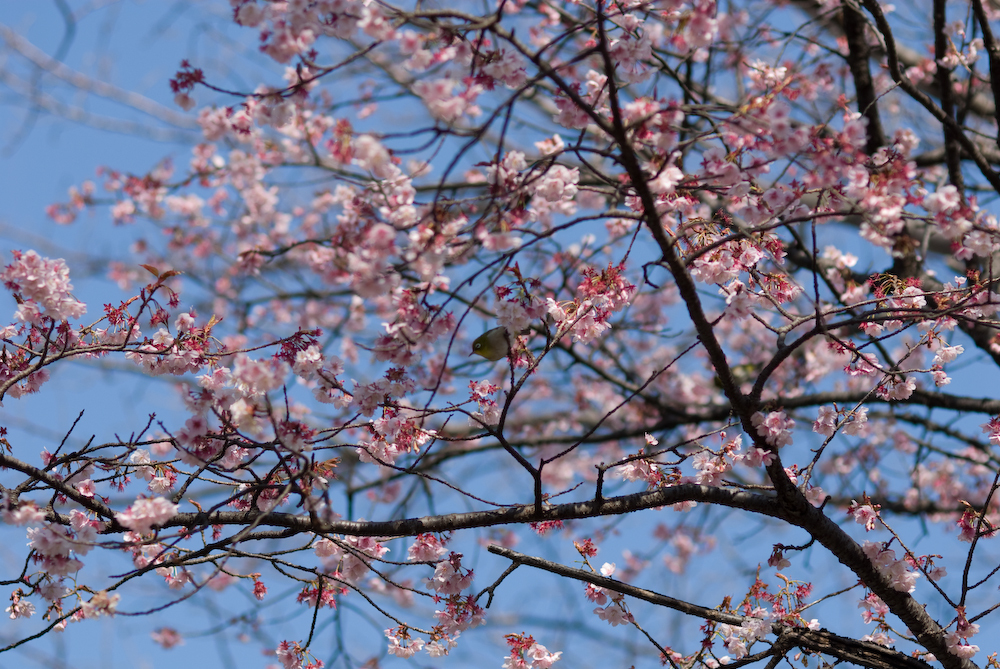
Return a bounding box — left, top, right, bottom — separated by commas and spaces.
972, 0, 1000, 151
155, 484, 782, 538
489, 546, 933, 669
842, 2, 886, 153
779, 494, 975, 669
933, 0, 965, 194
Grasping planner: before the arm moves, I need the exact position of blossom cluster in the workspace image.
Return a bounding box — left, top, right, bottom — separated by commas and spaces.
469, 379, 502, 427
716, 608, 773, 660
751, 410, 794, 449
861, 541, 921, 593
0, 250, 87, 323
116, 497, 180, 535
502, 633, 562, 669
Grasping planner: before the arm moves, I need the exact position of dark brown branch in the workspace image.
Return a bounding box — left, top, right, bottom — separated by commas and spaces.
591, 0, 750, 423
972, 0, 1000, 152
781, 389, 1000, 416
933, 0, 964, 195
488, 544, 746, 625
489, 546, 932, 669
154, 483, 782, 538
842, 2, 886, 153
777, 486, 975, 669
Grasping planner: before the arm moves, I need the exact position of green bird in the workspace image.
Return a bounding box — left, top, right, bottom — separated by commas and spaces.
470, 327, 512, 361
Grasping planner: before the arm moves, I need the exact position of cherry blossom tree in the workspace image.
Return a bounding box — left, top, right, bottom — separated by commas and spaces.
5, 0, 1000, 668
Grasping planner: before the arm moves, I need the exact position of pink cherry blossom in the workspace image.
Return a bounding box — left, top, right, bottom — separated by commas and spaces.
6, 592, 34, 620
593, 603, 634, 627
425, 553, 474, 595
0, 250, 86, 322
151, 627, 184, 649
848, 500, 880, 531
115, 497, 180, 535
407, 534, 448, 562
751, 411, 794, 448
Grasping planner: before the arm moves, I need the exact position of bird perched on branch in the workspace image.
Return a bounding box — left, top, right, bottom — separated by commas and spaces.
470, 326, 512, 361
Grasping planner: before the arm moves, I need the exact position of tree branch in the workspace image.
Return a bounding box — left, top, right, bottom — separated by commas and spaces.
488, 546, 933, 669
